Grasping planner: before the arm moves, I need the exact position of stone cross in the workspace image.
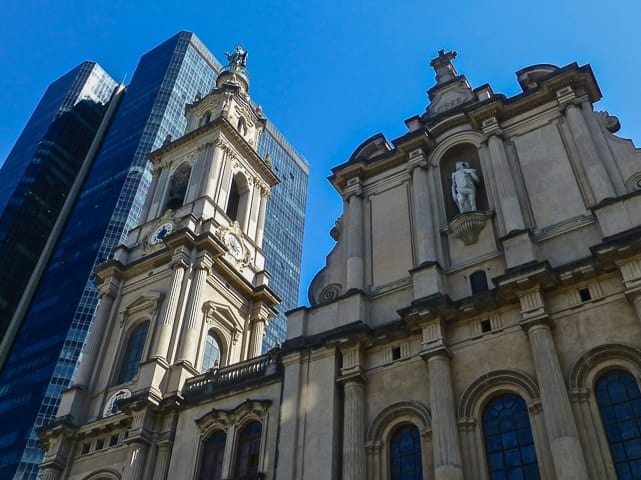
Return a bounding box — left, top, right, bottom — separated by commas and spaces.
430, 49, 458, 84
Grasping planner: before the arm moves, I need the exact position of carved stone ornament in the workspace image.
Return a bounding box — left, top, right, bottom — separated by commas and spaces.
447, 211, 493, 245
215, 221, 252, 269
103, 388, 132, 417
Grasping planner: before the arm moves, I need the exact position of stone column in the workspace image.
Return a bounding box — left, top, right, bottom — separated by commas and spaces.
345, 179, 364, 291
152, 443, 172, 480
519, 287, 588, 479
204, 143, 224, 200
141, 166, 161, 222
123, 440, 149, 480
74, 278, 119, 388
149, 167, 170, 218
342, 376, 367, 480
485, 132, 525, 233
254, 189, 269, 247
40, 467, 62, 480
151, 250, 189, 361
176, 254, 212, 367
425, 350, 463, 480
564, 103, 615, 203
249, 316, 266, 358
408, 150, 436, 265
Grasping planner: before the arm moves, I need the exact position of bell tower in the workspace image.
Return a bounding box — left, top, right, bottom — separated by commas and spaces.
57, 45, 279, 425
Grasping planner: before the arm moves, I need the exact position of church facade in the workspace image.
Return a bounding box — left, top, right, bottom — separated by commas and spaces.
39, 50, 641, 480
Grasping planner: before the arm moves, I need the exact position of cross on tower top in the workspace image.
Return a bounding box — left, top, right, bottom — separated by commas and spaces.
429, 49, 459, 85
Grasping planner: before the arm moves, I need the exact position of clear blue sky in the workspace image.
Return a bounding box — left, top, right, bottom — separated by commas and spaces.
1, 0, 640, 306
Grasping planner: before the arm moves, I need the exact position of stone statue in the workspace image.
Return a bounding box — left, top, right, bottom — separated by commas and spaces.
451, 161, 479, 213
225, 45, 248, 69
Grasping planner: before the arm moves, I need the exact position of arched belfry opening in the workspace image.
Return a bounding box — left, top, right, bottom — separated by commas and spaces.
439, 143, 488, 221
165, 162, 191, 211
226, 173, 250, 227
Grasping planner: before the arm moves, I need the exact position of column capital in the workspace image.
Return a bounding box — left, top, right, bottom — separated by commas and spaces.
344, 176, 363, 200
98, 277, 120, 299
337, 368, 367, 385
407, 148, 428, 173
420, 344, 452, 362
480, 115, 503, 138
194, 253, 214, 272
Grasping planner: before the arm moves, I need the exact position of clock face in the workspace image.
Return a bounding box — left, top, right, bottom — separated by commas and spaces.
225, 232, 244, 259
150, 222, 174, 245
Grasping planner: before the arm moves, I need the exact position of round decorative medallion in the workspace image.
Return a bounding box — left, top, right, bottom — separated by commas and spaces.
103, 388, 132, 417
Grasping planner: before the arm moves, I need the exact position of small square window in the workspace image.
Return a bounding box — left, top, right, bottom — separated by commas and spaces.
391, 347, 401, 360
95, 439, 104, 451
481, 319, 492, 333
579, 288, 592, 302
81, 443, 90, 454
109, 434, 119, 447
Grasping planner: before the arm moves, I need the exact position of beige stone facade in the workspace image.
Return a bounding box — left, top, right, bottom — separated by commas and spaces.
39, 51, 641, 480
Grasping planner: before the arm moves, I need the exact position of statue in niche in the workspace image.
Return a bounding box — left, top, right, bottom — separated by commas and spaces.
451, 161, 479, 213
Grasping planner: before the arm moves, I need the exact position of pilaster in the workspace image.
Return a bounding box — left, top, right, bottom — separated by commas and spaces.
151, 247, 190, 362
420, 318, 463, 480
561, 96, 615, 204
338, 344, 367, 480
408, 149, 437, 266
345, 178, 365, 291
517, 286, 589, 479
176, 253, 213, 367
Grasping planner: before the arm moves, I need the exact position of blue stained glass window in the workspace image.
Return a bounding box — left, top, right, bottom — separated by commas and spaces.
482, 394, 540, 480
116, 321, 149, 384
202, 331, 222, 372
595, 370, 641, 479
199, 430, 226, 480
390, 424, 423, 480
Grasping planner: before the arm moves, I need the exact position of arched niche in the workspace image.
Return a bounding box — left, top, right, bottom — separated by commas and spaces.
165, 162, 192, 211
439, 143, 488, 221
226, 172, 250, 228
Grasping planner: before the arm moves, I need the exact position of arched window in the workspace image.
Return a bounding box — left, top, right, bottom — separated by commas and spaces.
470, 270, 489, 294
116, 321, 149, 384
202, 331, 222, 372
199, 111, 211, 127
237, 116, 247, 136
389, 424, 423, 480
226, 179, 241, 221
165, 162, 191, 210
234, 422, 262, 478
482, 394, 540, 479
198, 430, 226, 480
225, 174, 249, 227
595, 369, 641, 479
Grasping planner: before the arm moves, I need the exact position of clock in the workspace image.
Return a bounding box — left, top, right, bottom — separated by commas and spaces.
225, 232, 244, 259
149, 222, 174, 245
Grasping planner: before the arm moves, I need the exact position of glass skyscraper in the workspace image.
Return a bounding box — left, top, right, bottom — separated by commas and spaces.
0, 62, 116, 338
0, 32, 307, 479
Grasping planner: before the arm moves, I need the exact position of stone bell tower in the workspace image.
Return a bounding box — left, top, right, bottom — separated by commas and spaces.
41, 45, 279, 480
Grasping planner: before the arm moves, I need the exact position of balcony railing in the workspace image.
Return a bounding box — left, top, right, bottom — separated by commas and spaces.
183, 353, 279, 400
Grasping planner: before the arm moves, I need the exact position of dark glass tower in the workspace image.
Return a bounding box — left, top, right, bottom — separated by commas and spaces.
0, 63, 116, 337
0, 32, 307, 479
258, 123, 308, 350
